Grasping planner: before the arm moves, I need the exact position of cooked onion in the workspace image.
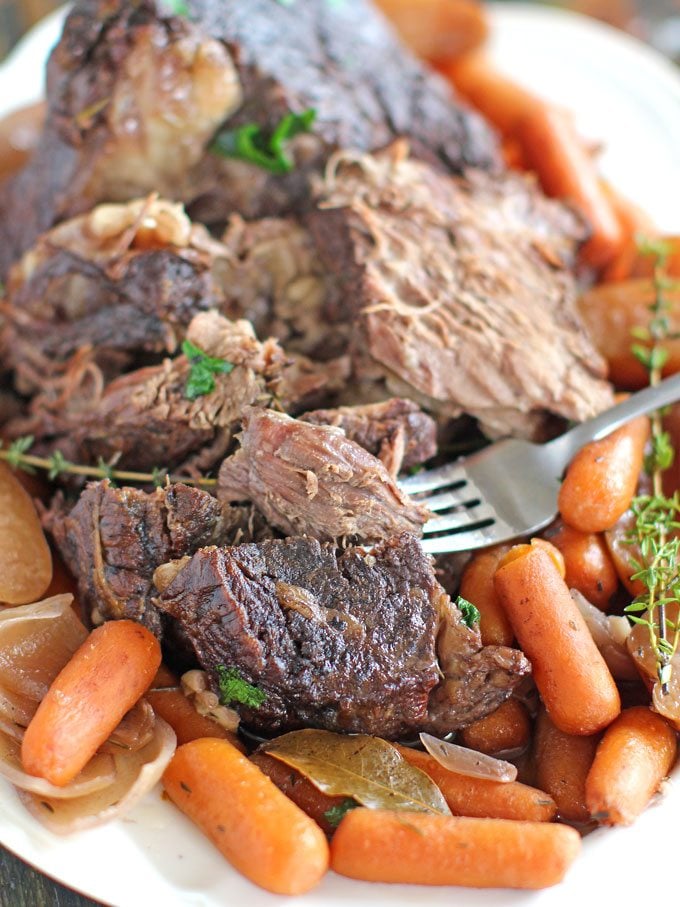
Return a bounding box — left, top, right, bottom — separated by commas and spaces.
18, 716, 176, 834
419, 732, 517, 783
570, 589, 638, 680
101, 699, 155, 753
0, 728, 116, 799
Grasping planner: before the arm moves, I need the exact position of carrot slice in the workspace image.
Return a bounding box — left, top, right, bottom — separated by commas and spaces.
163, 738, 329, 895
22, 620, 161, 786
330, 808, 581, 889
494, 545, 621, 735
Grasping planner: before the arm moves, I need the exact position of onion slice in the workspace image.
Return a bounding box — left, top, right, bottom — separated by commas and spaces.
18, 716, 176, 834
419, 732, 517, 783
0, 728, 116, 799
570, 589, 637, 681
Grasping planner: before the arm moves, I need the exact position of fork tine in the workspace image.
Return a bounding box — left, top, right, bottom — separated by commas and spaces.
422, 503, 496, 535
420, 526, 502, 554
398, 462, 467, 494
418, 483, 482, 513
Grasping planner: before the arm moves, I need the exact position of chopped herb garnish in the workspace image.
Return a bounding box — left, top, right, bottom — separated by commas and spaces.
323, 798, 359, 828
456, 595, 480, 630
211, 108, 316, 175
183, 339, 234, 401
216, 666, 266, 709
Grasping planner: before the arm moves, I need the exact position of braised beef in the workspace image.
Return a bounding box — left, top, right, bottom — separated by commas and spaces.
2, 199, 233, 393
0, 0, 498, 276
218, 407, 430, 542
154, 533, 529, 738
6, 312, 286, 474
46, 480, 242, 633
300, 397, 437, 477
308, 148, 614, 438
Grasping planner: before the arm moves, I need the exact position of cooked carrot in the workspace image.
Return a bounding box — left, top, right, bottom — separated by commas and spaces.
601, 183, 658, 282
534, 708, 599, 823
459, 698, 531, 756
445, 52, 540, 136
578, 279, 680, 389
585, 706, 677, 826
146, 688, 244, 751
398, 746, 556, 822
22, 619, 161, 786
163, 738, 329, 895
529, 538, 566, 577
494, 545, 621, 735
517, 105, 623, 270
629, 235, 680, 278
459, 546, 514, 646
374, 0, 488, 64
545, 522, 619, 610
251, 752, 348, 837
330, 808, 581, 889
501, 137, 526, 171
558, 416, 649, 532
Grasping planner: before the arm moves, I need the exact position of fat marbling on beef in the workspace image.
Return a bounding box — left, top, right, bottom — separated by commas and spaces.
154, 533, 529, 739
0, 0, 498, 276
308, 147, 615, 438
218, 407, 430, 542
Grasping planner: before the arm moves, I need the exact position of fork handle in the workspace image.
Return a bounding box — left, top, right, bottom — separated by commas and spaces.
546, 371, 680, 468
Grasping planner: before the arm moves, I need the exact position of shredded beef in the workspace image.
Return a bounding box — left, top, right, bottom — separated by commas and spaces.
218, 407, 430, 542
154, 533, 529, 738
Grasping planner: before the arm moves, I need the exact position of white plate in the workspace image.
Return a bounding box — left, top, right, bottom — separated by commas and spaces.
1, 5, 680, 906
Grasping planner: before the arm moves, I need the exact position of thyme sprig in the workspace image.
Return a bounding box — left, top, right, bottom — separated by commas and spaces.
0, 437, 217, 489
624, 238, 680, 693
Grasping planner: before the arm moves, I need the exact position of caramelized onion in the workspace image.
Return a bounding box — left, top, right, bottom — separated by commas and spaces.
18, 717, 176, 834
628, 603, 680, 728
419, 732, 517, 783
570, 589, 638, 681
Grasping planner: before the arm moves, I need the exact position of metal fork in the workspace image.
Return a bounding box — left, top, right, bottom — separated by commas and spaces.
401, 372, 680, 554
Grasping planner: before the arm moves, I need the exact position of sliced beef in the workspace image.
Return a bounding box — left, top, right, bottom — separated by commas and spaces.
300, 398, 437, 477
218, 407, 429, 543
308, 148, 615, 439
46, 480, 241, 633
154, 533, 529, 738
0, 0, 498, 275
6, 312, 286, 475
2, 198, 233, 393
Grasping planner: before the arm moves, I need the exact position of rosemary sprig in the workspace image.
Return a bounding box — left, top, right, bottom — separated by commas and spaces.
0, 437, 217, 489
624, 238, 680, 693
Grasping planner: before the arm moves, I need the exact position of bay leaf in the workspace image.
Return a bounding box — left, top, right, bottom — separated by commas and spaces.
264, 729, 451, 816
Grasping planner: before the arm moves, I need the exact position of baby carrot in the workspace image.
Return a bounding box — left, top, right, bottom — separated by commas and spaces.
494, 545, 621, 735
600, 183, 658, 282
546, 522, 619, 610
330, 809, 581, 889
585, 706, 677, 826
397, 746, 556, 822
22, 619, 161, 786
145, 688, 244, 751
558, 416, 650, 533
163, 738, 329, 895
459, 546, 514, 646
517, 105, 623, 270
534, 708, 599, 824
459, 698, 531, 756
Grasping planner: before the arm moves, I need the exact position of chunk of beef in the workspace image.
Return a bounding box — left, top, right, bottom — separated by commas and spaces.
300, 398, 437, 477
2, 198, 232, 393
154, 533, 529, 738
0, 0, 498, 275
308, 148, 614, 439
6, 312, 286, 475
218, 407, 429, 542
46, 480, 244, 633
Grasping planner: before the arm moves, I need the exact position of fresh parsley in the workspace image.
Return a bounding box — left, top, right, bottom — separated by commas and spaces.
216, 666, 266, 709
323, 798, 359, 828
183, 339, 234, 401
211, 108, 316, 175
456, 595, 480, 630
